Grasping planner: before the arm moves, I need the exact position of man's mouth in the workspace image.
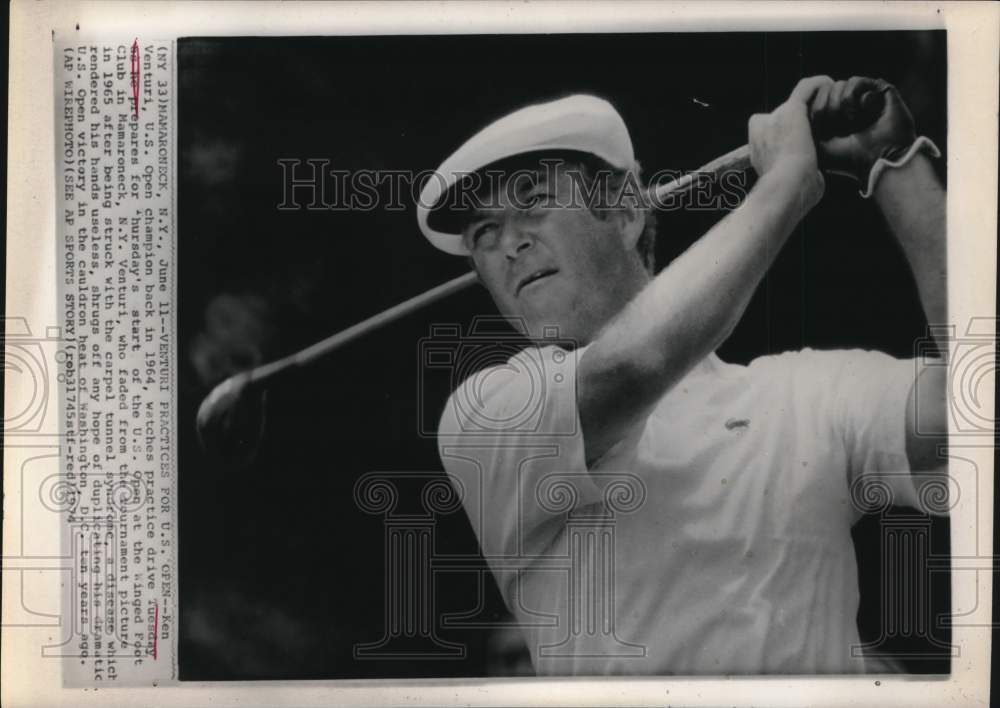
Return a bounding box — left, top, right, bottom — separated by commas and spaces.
516, 268, 558, 295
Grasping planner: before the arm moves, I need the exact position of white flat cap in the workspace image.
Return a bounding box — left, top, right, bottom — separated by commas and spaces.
417, 94, 635, 255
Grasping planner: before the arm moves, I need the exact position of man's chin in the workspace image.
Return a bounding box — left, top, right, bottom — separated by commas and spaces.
523, 318, 588, 348
498, 302, 584, 345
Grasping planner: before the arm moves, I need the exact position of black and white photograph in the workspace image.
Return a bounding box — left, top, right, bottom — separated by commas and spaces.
177, 31, 953, 679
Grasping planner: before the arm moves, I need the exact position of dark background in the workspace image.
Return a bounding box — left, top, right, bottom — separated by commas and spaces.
177, 31, 951, 679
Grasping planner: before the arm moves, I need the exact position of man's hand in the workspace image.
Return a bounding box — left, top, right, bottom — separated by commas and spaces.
809, 76, 919, 185
748, 76, 829, 210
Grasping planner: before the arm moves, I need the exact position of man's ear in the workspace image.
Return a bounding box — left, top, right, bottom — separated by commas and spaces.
618, 203, 645, 251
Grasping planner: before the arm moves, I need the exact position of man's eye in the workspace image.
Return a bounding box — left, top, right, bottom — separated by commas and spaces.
525, 191, 554, 209
472, 222, 497, 245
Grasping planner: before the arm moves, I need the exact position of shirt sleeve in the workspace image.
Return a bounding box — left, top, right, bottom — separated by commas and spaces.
436, 344, 602, 598
799, 348, 938, 515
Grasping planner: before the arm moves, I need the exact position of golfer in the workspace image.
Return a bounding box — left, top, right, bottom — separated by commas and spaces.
421, 76, 947, 675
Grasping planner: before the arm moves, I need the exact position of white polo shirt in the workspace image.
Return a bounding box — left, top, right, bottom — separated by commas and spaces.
438, 344, 934, 675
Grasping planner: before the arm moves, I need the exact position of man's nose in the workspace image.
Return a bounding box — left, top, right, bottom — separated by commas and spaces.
500, 220, 534, 260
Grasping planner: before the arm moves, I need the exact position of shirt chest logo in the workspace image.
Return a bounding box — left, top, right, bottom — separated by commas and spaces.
724, 417, 750, 432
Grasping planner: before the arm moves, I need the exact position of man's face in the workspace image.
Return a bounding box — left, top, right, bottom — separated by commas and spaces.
461, 160, 647, 345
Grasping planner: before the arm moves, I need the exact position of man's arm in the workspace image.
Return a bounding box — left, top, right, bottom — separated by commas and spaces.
874, 154, 946, 329
578, 77, 829, 465
876, 155, 948, 472
811, 76, 947, 472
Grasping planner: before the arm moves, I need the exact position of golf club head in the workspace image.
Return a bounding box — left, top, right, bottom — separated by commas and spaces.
196, 371, 268, 469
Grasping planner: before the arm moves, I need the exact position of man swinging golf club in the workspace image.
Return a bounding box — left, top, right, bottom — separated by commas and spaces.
422, 76, 947, 675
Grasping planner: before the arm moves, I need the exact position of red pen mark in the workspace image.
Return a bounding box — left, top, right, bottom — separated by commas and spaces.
153, 601, 159, 660
130, 39, 140, 120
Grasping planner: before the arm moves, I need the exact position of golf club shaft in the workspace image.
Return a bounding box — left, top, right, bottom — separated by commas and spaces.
250, 269, 480, 383
652, 144, 750, 200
